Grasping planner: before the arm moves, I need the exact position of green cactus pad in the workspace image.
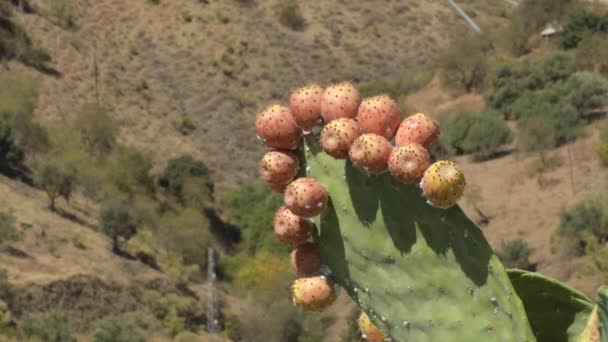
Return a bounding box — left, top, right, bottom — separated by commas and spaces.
596, 286, 608, 342
507, 269, 594, 342
303, 136, 535, 341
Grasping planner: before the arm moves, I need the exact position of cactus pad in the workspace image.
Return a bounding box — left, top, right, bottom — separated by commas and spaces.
303, 136, 535, 341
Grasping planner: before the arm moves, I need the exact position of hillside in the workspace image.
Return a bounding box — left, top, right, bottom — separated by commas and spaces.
3, 0, 608, 340
14, 0, 509, 191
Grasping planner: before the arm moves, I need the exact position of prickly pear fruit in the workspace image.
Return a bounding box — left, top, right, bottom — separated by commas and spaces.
348, 133, 393, 174
290, 242, 322, 276
395, 113, 440, 150
274, 206, 312, 246
255, 104, 302, 150
320, 82, 361, 122
290, 84, 324, 131
320, 118, 362, 159
291, 275, 337, 311
284, 178, 328, 217
388, 143, 430, 184
259, 150, 299, 185
357, 95, 401, 140
420, 160, 466, 209
358, 312, 386, 342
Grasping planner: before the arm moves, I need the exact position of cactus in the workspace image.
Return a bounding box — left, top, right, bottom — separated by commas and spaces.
254, 82, 607, 341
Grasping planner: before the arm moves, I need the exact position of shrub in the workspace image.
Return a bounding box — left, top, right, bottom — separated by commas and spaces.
496, 239, 532, 270
562, 71, 608, 113
0, 72, 48, 156
575, 33, 608, 72
441, 111, 512, 160
47, 0, 74, 28
278, 0, 305, 30
160, 155, 212, 200
106, 147, 154, 197
0, 268, 9, 299
142, 291, 203, 336
20, 310, 74, 342
560, 11, 608, 49
99, 201, 140, 251
600, 122, 608, 144
174, 331, 202, 342
158, 208, 212, 270
0, 211, 19, 243
487, 51, 576, 117
73, 104, 118, 156
597, 144, 608, 167
359, 66, 435, 99
92, 316, 146, 342
440, 33, 489, 92
557, 193, 608, 243
33, 157, 77, 211
233, 251, 291, 292
0, 117, 23, 172
224, 180, 284, 254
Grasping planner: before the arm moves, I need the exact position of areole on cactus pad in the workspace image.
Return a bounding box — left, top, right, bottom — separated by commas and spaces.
254, 82, 607, 342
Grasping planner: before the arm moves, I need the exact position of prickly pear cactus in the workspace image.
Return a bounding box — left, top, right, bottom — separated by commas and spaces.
302, 135, 534, 341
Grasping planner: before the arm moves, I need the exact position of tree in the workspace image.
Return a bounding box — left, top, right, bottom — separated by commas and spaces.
160, 155, 212, 200
34, 157, 77, 211
92, 317, 145, 342
575, 33, 608, 73
158, 208, 212, 270
441, 33, 490, 92
99, 201, 139, 252
562, 71, 608, 113
73, 104, 118, 156
560, 11, 608, 49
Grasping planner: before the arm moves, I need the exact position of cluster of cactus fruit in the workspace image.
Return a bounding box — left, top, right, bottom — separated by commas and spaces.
255, 82, 607, 341
256, 82, 466, 339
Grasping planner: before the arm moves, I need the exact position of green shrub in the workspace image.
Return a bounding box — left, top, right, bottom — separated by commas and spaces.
440, 33, 489, 92
278, 0, 305, 30
99, 201, 140, 251
106, 147, 154, 197
496, 239, 532, 270
0, 72, 48, 155
160, 155, 212, 200
158, 208, 212, 270
562, 71, 608, 113
557, 193, 608, 243
596, 144, 608, 167
174, 331, 202, 342
0, 117, 23, 171
560, 10, 608, 49
47, 0, 74, 28
487, 51, 576, 117
73, 104, 118, 156
0, 268, 9, 300
575, 33, 608, 71
224, 180, 284, 254
92, 316, 145, 342
600, 122, 608, 144
34, 157, 78, 211
441, 111, 512, 160
142, 291, 203, 337
0, 211, 19, 244
20, 310, 74, 342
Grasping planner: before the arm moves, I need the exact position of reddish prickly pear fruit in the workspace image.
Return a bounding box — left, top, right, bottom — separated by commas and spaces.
274, 206, 312, 246
284, 178, 328, 218
420, 160, 466, 209
358, 312, 386, 342
320, 118, 362, 159
357, 95, 401, 140
320, 82, 361, 122
259, 150, 299, 185
290, 84, 324, 131
255, 104, 302, 150
291, 275, 337, 311
395, 113, 440, 150
388, 143, 431, 184
290, 242, 322, 276
348, 133, 393, 174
